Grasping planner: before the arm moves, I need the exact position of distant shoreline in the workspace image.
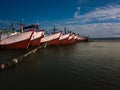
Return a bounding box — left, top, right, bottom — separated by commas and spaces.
89, 38, 120, 42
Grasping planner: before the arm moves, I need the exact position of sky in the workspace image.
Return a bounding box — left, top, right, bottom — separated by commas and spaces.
0, 0, 120, 38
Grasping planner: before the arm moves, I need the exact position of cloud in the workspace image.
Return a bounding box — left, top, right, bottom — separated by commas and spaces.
37, 4, 120, 38
57, 4, 120, 38
42, 20, 120, 38
74, 7, 81, 19
66, 23, 120, 38
73, 4, 120, 23
40, 22, 120, 38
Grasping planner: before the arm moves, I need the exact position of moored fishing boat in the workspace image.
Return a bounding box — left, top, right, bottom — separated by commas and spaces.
72, 35, 78, 43
22, 24, 45, 47
0, 31, 34, 49
30, 30, 44, 47
59, 33, 70, 45
41, 32, 61, 46
82, 36, 89, 42
67, 35, 74, 44
77, 36, 89, 42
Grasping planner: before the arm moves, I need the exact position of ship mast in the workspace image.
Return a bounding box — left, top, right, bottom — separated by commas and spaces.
20, 20, 24, 32
53, 26, 56, 34
64, 27, 67, 34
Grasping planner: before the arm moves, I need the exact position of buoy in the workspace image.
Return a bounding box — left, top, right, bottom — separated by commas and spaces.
1, 64, 5, 69
13, 59, 18, 64
44, 43, 47, 48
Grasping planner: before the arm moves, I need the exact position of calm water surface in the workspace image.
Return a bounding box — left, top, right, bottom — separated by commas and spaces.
0, 41, 120, 90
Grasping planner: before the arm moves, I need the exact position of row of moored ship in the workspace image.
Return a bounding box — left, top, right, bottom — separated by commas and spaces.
0, 24, 88, 49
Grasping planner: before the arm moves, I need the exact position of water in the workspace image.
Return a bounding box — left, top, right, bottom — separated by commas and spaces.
0, 41, 120, 90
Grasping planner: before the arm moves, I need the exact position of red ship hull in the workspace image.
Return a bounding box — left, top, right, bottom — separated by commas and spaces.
0, 39, 30, 49
67, 35, 74, 44
78, 36, 89, 42
70, 35, 77, 44
48, 38, 60, 46
82, 37, 89, 42
30, 38, 41, 47
41, 32, 61, 46
59, 38, 69, 45
0, 31, 34, 49
59, 33, 70, 45
29, 30, 44, 47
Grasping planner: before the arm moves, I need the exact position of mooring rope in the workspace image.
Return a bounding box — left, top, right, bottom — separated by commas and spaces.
0, 42, 49, 71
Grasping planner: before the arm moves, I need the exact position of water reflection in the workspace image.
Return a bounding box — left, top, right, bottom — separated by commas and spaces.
0, 42, 120, 90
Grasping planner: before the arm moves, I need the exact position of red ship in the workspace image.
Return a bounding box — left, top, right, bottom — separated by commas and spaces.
41, 32, 61, 46
30, 31, 44, 46
78, 36, 89, 42
23, 24, 45, 47
29, 30, 44, 47
0, 31, 34, 49
59, 33, 70, 45
67, 35, 74, 44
